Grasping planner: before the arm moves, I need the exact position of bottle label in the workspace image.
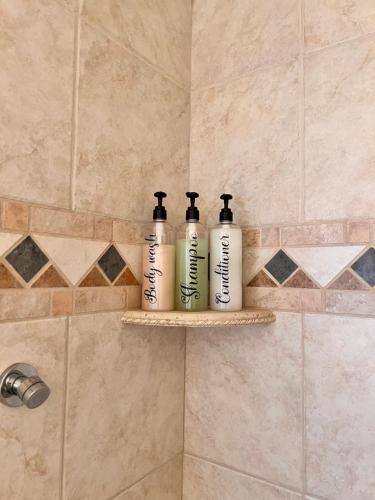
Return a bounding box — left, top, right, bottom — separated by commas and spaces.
143, 234, 162, 304
180, 232, 205, 304
214, 234, 230, 304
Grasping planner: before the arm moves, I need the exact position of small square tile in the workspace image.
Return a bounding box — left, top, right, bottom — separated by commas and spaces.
265, 249, 298, 284
2, 200, 29, 231
98, 245, 125, 282
351, 248, 375, 286
6, 236, 48, 282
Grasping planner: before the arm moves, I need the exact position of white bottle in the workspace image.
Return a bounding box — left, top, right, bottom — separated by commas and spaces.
142, 192, 175, 311
210, 194, 242, 311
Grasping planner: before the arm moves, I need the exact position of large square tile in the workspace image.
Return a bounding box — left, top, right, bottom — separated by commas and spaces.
185, 312, 303, 489
190, 61, 300, 226
0, 317, 67, 500
305, 314, 375, 499
305, 35, 375, 220
75, 24, 189, 223
192, 0, 300, 87
64, 312, 185, 500
0, 0, 74, 207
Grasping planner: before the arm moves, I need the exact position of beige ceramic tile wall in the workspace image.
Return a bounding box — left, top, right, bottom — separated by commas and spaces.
186, 1, 375, 500
0, 1, 190, 500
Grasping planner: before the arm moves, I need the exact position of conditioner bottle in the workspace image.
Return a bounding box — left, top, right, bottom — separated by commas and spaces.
210, 194, 242, 311
176, 192, 208, 311
142, 192, 175, 311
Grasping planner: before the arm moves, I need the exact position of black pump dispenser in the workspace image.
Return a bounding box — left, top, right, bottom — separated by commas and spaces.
153, 191, 167, 220
219, 194, 233, 222
185, 192, 199, 221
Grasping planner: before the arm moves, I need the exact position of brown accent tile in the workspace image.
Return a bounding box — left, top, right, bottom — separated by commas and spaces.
301, 289, 324, 312
0, 290, 50, 320
2, 200, 29, 232
0, 263, 22, 288
328, 270, 369, 290
94, 216, 113, 241
242, 228, 260, 247
74, 287, 125, 314
261, 227, 280, 247
113, 220, 144, 244
326, 291, 375, 316
281, 223, 345, 246
248, 270, 277, 287
52, 289, 73, 316
347, 221, 370, 243
115, 268, 139, 286
371, 222, 375, 242
79, 266, 109, 287
30, 206, 94, 238
126, 285, 141, 309
283, 269, 318, 289
32, 265, 68, 288
245, 287, 300, 311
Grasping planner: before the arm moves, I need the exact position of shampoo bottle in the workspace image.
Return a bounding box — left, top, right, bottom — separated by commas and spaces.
210, 194, 242, 311
176, 192, 208, 311
142, 192, 175, 311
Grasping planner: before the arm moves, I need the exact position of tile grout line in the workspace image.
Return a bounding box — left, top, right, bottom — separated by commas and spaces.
181, 326, 188, 499
59, 316, 70, 500
301, 312, 307, 496
69, 0, 82, 211
299, 0, 306, 224
184, 452, 303, 495
106, 452, 183, 500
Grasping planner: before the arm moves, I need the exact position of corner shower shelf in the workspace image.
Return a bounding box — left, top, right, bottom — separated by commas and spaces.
121, 308, 275, 328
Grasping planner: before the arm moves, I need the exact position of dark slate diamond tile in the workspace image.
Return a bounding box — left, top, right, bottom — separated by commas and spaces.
6, 236, 49, 283
98, 245, 125, 282
351, 247, 375, 286
265, 249, 298, 284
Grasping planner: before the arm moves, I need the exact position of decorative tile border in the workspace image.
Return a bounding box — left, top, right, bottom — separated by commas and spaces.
1, 198, 374, 318
244, 244, 375, 316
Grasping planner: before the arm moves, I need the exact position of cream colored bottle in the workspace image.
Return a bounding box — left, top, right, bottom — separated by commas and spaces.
142, 192, 175, 311
210, 194, 242, 311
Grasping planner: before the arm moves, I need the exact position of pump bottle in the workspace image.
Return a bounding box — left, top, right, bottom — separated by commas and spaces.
210, 194, 242, 311
175, 192, 208, 311
142, 192, 175, 311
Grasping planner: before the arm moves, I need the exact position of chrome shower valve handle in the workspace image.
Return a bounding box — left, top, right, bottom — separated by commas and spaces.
0, 363, 50, 409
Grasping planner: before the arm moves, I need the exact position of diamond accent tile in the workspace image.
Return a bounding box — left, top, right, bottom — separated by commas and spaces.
265, 250, 298, 284
283, 269, 318, 289
32, 265, 68, 288
79, 266, 109, 287
0, 263, 22, 288
287, 246, 365, 287
6, 236, 48, 283
98, 245, 125, 282
329, 270, 368, 290
114, 268, 139, 286
351, 248, 375, 287
34, 235, 107, 285
247, 270, 277, 287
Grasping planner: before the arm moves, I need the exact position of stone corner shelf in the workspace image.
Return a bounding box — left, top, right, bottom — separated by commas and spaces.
121, 308, 276, 328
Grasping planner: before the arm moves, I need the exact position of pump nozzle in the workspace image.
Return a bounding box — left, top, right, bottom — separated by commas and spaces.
186, 192, 200, 221
220, 193, 233, 222
153, 191, 167, 220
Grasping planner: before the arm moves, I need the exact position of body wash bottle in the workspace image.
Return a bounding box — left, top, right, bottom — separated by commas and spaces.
142, 192, 175, 311
210, 194, 242, 311
176, 192, 208, 311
